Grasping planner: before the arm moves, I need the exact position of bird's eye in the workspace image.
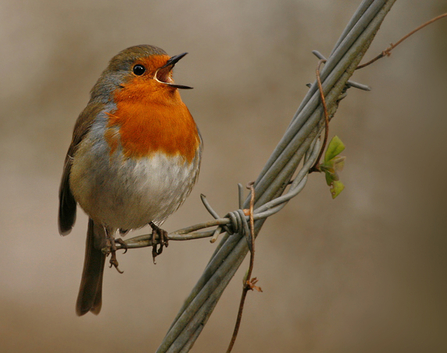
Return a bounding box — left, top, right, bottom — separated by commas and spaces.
133, 64, 146, 76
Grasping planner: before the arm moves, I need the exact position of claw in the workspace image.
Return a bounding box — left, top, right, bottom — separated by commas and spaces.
109, 252, 124, 274
104, 228, 124, 274
149, 222, 169, 264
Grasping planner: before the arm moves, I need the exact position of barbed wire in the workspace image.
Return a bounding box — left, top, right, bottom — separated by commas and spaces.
113, 1, 399, 352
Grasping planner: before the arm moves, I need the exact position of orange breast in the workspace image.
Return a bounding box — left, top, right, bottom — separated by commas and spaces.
105, 78, 200, 163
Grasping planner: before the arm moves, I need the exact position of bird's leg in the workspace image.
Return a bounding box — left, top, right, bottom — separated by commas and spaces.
104, 227, 123, 274
115, 229, 129, 254
149, 222, 169, 263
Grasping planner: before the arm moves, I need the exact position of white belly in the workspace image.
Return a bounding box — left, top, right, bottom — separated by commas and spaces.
70, 130, 200, 230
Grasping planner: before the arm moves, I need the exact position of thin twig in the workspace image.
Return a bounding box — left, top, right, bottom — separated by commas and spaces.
310, 59, 329, 172
357, 13, 447, 69
226, 182, 261, 353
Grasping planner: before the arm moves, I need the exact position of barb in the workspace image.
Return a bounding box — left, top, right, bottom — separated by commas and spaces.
200, 193, 231, 243
357, 13, 447, 70
312, 51, 371, 91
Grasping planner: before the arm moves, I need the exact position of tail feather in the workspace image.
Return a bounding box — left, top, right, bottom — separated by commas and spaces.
76, 218, 106, 316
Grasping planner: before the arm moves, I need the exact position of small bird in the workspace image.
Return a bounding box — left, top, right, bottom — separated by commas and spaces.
58, 45, 202, 316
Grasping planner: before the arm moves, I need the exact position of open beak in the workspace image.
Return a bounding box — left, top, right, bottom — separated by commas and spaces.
155, 52, 193, 89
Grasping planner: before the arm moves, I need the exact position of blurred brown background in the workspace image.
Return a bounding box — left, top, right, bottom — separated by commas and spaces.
1, 0, 446, 352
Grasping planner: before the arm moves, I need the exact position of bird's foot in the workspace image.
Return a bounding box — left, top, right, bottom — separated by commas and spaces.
105, 232, 124, 274
149, 222, 169, 264
109, 251, 123, 274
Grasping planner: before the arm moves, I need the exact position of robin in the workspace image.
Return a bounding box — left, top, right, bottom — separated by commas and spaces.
58, 45, 202, 316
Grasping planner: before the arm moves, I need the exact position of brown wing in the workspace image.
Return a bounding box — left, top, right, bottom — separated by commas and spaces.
58, 102, 105, 235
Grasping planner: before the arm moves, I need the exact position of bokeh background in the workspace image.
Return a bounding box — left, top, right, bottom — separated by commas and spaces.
1, 0, 446, 352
